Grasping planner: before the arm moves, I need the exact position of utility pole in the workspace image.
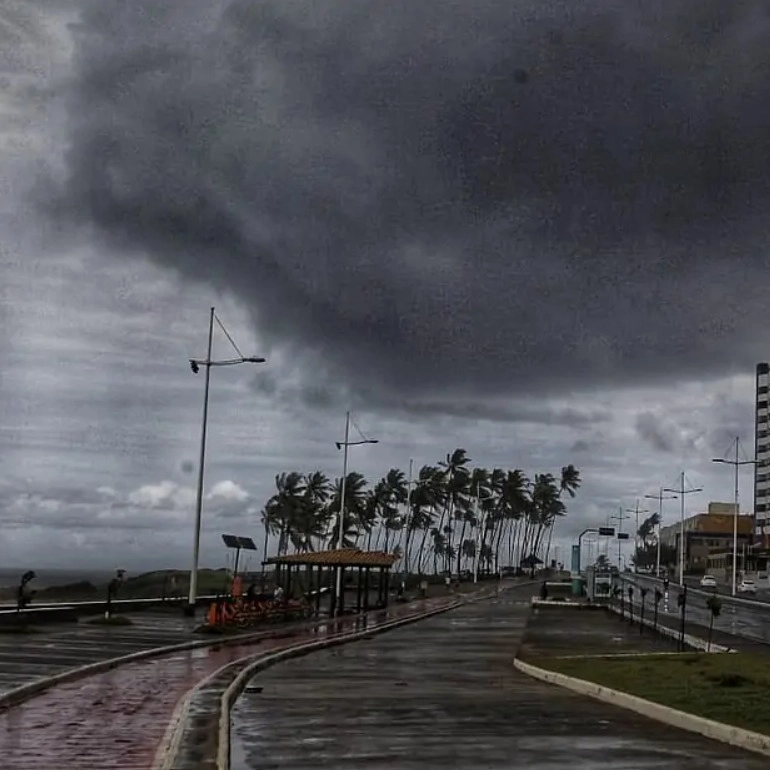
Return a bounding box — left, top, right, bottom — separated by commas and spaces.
333, 412, 378, 615
610, 507, 631, 569
645, 488, 678, 578
625, 500, 650, 573
402, 458, 414, 574
186, 308, 265, 616
664, 472, 702, 587
472, 485, 479, 583
712, 437, 757, 596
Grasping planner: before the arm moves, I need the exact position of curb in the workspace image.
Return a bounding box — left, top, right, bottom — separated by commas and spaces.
0, 614, 323, 712
531, 599, 603, 609
513, 656, 770, 759
0, 580, 527, 712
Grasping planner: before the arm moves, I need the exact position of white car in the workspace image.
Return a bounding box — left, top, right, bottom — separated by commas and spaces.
700, 575, 717, 589
738, 579, 757, 595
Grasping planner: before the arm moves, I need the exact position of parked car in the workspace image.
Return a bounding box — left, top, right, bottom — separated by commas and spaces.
700, 575, 717, 589
738, 579, 757, 595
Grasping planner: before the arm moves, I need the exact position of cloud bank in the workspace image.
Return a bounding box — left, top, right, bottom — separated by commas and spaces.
43, 0, 770, 408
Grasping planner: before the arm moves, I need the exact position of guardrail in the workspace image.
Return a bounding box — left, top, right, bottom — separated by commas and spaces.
0, 595, 219, 625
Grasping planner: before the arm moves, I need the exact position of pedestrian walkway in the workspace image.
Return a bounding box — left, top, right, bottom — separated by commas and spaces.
230, 586, 767, 769
0, 593, 464, 770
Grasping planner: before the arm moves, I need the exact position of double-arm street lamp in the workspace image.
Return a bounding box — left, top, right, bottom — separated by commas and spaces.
644, 488, 678, 578
663, 472, 702, 588
185, 307, 266, 616
334, 411, 378, 614
625, 500, 650, 574
712, 437, 757, 596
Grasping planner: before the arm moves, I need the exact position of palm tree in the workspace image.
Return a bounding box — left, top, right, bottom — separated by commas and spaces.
411, 465, 445, 574
378, 468, 408, 552
438, 449, 471, 571
529, 473, 565, 563
364, 480, 387, 549
257, 455, 579, 577
498, 469, 529, 571
265, 472, 306, 556
259, 507, 271, 574
543, 465, 582, 565
327, 472, 368, 548
302, 471, 332, 550
456, 467, 489, 575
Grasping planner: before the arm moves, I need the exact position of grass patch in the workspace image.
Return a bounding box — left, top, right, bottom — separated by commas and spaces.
531, 652, 770, 735
86, 615, 133, 626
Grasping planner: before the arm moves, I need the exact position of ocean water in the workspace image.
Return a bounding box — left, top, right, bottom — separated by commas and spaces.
0, 568, 116, 589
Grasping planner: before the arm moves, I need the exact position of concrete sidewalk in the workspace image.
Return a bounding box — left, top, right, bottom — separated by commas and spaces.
230, 585, 766, 769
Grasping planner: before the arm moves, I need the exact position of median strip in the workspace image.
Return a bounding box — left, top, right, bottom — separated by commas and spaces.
515, 651, 770, 758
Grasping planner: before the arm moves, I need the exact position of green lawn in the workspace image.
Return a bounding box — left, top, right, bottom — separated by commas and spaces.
532, 653, 770, 735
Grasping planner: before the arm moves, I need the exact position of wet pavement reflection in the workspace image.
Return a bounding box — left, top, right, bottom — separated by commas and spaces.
230, 587, 766, 769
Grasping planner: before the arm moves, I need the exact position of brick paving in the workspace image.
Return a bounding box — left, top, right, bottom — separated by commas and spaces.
0, 593, 469, 770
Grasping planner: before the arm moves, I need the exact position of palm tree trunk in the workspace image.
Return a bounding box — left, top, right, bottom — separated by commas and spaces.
544, 518, 557, 566
512, 517, 522, 568
494, 518, 507, 572
404, 519, 412, 574
261, 524, 270, 577
417, 522, 431, 574
456, 516, 468, 575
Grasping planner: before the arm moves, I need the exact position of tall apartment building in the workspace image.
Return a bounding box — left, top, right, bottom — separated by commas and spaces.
755, 363, 770, 535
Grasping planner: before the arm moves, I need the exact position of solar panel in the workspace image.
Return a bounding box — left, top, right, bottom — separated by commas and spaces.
237, 536, 257, 550
222, 534, 240, 549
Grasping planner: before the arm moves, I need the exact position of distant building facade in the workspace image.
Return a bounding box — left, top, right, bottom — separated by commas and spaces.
658, 504, 753, 574
755, 363, 770, 536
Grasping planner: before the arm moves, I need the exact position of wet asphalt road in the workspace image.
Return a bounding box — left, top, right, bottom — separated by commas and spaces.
626, 575, 770, 646
0, 609, 200, 695
230, 586, 766, 769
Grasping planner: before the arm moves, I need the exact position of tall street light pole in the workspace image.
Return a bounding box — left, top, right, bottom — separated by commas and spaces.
402, 458, 414, 574
644, 488, 678, 578
186, 307, 266, 616
473, 481, 482, 584
663, 472, 702, 588
610, 507, 630, 569
625, 500, 650, 574
712, 437, 757, 596
334, 411, 378, 614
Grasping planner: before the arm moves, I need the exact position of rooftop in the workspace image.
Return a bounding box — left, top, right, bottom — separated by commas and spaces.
265, 548, 399, 568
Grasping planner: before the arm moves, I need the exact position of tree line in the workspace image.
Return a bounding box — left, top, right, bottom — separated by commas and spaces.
260, 448, 581, 575
632, 511, 677, 569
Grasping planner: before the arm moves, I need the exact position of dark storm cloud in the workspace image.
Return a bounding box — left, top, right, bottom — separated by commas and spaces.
635, 411, 677, 453
49, 0, 770, 406
253, 369, 611, 424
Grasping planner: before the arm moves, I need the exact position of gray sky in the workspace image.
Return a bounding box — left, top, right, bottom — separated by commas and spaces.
0, 1, 767, 571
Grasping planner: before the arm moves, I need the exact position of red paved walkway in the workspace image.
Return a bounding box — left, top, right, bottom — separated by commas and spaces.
0, 593, 468, 770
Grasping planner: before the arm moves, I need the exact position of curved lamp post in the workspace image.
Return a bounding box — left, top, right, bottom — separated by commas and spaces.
185, 307, 265, 616
334, 411, 378, 614
712, 437, 757, 596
